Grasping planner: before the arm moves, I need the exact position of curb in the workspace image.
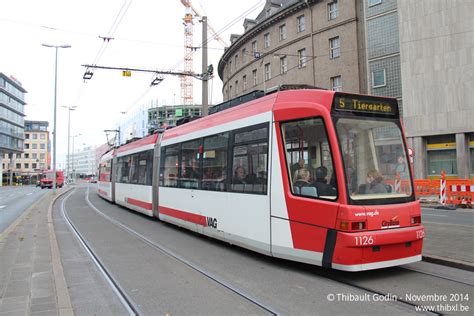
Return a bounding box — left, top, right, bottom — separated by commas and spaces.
48, 188, 75, 316
422, 255, 474, 272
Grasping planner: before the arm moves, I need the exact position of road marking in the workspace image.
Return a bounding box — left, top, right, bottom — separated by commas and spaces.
26, 193, 33, 195
0, 205, 6, 209
423, 214, 447, 217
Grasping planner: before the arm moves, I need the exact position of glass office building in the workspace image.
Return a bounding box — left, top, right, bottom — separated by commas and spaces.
0, 72, 26, 154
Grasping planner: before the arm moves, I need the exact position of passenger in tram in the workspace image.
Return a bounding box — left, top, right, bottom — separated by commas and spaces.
294, 169, 313, 188
292, 159, 306, 183
233, 166, 248, 184
313, 166, 337, 196
363, 169, 388, 194
394, 155, 409, 179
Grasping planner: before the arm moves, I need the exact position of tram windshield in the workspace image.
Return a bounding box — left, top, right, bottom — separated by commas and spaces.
335, 118, 413, 202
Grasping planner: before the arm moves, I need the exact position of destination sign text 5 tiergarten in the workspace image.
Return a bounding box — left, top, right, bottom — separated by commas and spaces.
334, 95, 398, 116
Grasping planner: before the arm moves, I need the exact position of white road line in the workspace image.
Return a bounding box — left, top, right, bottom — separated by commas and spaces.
26, 193, 33, 195
0, 205, 6, 209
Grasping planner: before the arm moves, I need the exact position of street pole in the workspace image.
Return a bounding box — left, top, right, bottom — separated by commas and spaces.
63, 105, 76, 183
42, 43, 71, 194
202, 16, 209, 116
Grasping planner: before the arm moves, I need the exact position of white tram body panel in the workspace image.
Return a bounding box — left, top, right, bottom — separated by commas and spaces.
114, 137, 156, 217
159, 111, 273, 255
115, 183, 153, 216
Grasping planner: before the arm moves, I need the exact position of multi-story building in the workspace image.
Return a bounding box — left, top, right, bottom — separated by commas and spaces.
67, 145, 98, 180
219, 0, 472, 179
0, 73, 27, 184
147, 104, 202, 132
218, 0, 369, 100
16, 121, 50, 178
399, 0, 474, 180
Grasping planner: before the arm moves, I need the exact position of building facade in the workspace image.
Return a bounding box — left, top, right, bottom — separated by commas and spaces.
398, 0, 474, 180
218, 0, 369, 100
147, 104, 202, 132
67, 145, 98, 179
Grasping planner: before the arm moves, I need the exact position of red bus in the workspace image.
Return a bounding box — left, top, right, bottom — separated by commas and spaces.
98, 87, 423, 271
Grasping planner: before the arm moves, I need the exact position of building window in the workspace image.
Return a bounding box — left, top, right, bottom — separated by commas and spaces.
264, 63, 271, 81
331, 75, 342, 91
297, 15, 305, 32
25, 153, 29, 159
40, 153, 45, 159
25, 133, 30, 139
279, 24, 287, 41
329, 36, 340, 59
264, 33, 270, 49
16, 163, 21, 169
298, 48, 307, 68
235, 80, 239, 94
243, 75, 247, 91
234, 54, 238, 68
328, 1, 339, 20
24, 163, 29, 169
25, 143, 29, 149
229, 85, 233, 97
40, 144, 45, 149
32, 144, 37, 149
372, 69, 387, 88
242, 48, 247, 62
368, 0, 382, 7
32, 153, 37, 159
252, 69, 257, 85
40, 163, 45, 169
32, 133, 38, 139
32, 163, 37, 169
280, 56, 288, 74
40, 134, 46, 139
252, 41, 257, 55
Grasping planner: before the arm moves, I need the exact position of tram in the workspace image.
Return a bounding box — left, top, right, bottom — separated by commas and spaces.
98, 88, 424, 271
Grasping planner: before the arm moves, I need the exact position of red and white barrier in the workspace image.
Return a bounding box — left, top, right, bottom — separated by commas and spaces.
439, 170, 446, 206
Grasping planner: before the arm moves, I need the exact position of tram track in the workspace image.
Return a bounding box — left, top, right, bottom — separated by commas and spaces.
61, 187, 280, 315
79, 188, 461, 316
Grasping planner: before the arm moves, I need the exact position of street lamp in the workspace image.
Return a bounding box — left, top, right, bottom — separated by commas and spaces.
42, 43, 71, 193
62, 105, 77, 183
71, 133, 81, 183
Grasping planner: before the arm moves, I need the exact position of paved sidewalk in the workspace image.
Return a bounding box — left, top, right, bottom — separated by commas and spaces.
0, 188, 71, 316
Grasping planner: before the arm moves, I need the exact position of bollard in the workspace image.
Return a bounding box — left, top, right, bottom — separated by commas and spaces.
439, 170, 446, 206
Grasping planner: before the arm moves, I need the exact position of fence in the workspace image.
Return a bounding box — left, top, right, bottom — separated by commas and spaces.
414, 178, 474, 207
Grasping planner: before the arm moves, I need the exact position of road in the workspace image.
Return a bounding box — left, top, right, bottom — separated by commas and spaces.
422, 207, 474, 226
0, 185, 48, 233
52, 186, 473, 315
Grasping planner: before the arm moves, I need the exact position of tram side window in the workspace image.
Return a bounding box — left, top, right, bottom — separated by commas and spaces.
179, 139, 201, 189
116, 156, 130, 183
282, 118, 337, 200
202, 132, 228, 191
129, 154, 139, 184
231, 124, 269, 194
160, 145, 180, 187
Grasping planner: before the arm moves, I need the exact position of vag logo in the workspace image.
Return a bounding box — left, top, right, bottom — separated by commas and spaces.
206, 217, 217, 228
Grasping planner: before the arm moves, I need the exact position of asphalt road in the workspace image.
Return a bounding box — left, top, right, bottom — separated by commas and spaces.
54, 186, 473, 315
0, 185, 48, 233
422, 207, 474, 226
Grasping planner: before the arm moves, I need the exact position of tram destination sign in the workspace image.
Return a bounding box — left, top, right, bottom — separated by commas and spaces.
333, 93, 398, 116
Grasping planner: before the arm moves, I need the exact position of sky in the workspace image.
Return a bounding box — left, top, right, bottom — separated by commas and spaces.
0, 0, 265, 168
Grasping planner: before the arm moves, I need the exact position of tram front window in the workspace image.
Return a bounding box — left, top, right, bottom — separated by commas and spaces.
335, 118, 413, 201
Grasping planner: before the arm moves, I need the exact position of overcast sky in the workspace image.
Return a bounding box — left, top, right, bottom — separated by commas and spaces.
0, 0, 265, 167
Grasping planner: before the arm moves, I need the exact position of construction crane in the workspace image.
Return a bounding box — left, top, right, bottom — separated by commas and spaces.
180, 0, 227, 105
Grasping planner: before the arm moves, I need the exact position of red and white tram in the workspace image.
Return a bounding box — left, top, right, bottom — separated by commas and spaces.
97, 88, 424, 271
